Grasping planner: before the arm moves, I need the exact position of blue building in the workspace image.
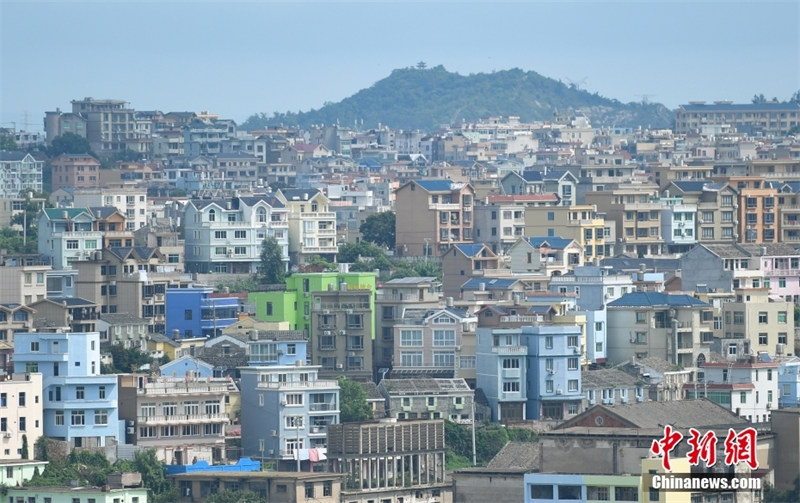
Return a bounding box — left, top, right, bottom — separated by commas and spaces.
239, 333, 339, 470
166, 286, 239, 339
778, 356, 800, 408
13, 331, 119, 448
477, 324, 583, 421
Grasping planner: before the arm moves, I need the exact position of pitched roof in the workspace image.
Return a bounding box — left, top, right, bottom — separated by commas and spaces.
520, 171, 543, 182
607, 292, 709, 308
42, 208, 92, 220
525, 236, 574, 249
413, 180, 466, 192
486, 194, 559, 203
99, 313, 148, 325
484, 442, 540, 472
581, 368, 639, 389
670, 180, 711, 193
461, 277, 520, 290
454, 243, 488, 257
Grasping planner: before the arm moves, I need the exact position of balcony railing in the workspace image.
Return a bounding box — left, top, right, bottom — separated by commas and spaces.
429, 203, 461, 211
499, 315, 541, 323
256, 380, 338, 390
491, 346, 528, 355
137, 413, 230, 424
309, 403, 338, 412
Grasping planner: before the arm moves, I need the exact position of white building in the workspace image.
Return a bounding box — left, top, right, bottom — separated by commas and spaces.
37, 208, 103, 269
71, 186, 148, 230
0, 152, 44, 198
0, 372, 44, 461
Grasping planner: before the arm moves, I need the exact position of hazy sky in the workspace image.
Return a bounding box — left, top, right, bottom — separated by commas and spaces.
1, 0, 798, 131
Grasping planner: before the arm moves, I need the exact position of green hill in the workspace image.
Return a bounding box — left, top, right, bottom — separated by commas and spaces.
241, 65, 673, 131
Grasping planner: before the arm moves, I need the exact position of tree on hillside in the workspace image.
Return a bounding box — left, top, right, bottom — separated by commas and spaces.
46, 133, 94, 157
101, 345, 153, 374
338, 376, 373, 422
257, 236, 286, 284
359, 211, 395, 249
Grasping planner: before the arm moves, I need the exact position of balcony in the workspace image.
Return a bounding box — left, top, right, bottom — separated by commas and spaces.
137, 413, 230, 425
499, 315, 540, 323
491, 346, 528, 356
308, 402, 338, 412
256, 380, 338, 390
138, 382, 234, 395
299, 245, 338, 254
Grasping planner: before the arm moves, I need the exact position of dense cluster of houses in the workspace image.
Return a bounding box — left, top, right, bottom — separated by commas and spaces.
0, 98, 799, 502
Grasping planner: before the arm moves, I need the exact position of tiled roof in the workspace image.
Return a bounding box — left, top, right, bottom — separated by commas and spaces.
238, 195, 285, 208
588, 399, 747, 430
581, 368, 639, 389
380, 378, 471, 395
607, 292, 709, 308
520, 171, 543, 182
39, 296, 96, 307
89, 207, 120, 219
382, 276, 438, 285
671, 181, 710, 192
99, 313, 148, 325
42, 208, 91, 220
484, 442, 540, 472
0, 151, 30, 161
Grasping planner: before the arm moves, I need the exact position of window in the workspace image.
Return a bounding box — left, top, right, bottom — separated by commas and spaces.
433, 352, 455, 367
184, 309, 193, 320
401, 351, 423, 367
567, 335, 578, 347
214, 230, 226, 239
545, 336, 553, 349
76, 387, 85, 400
99, 386, 106, 399
502, 381, 520, 392
502, 358, 520, 369
71, 410, 85, 426
758, 312, 768, 324
740, 391, 747, 404
568, 379, 578, 392
758, 333, 768, 345
30, 341, 39, 352
530, 485, 553, 499
55, 411, 64, 426
433, 330, 455, 346
94, 410, 108, 425
234, 230, 247, 239
778, 311, 788, 323
568, 358, 579, 370
400, 330, 422, 346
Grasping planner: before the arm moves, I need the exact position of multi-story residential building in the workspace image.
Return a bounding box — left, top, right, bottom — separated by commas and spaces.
548, 266, 634, 365
680, 243, 800, 301
309, 282, 375, 381
183, 120, 231, 157
89, 207, 135, 249
522, 205, 606, 260
674, 101, 800, 136
391, 305, 477, 383
239, 338, 339, 469
0, 304, 35, 373
49, 153, 101, 192
720, 287, 795, 357
374, 277, 442, 378
118, 373, 238, 465
327, 420, 450, 503
96, 313, 149, 351
214, 152, 261, 189
507, 236, 584, 276
169, 469, 342, 503
165, 286, 239, 339
43, 108, 88, 144
658, 196, 697, 254
777, 357, 800, 408
523, 473, 643, 503
73, 247, 192, 333
184, 195, 289, 274
0, 372, 44, 460
8, 485, 149, 503
581, 368, 646, 409
625, 356, 693, 402
684, 353, 779, 423
472, 194, 560, 254
585, 183, 663, 256
606, 292, 714, 370
63, 97, 139, 154
37, 207, 103, 269
29, 296, 99, 333
249, 269, 376, 361
377, 377, 477, 423
275, 188, 338, 266
0, 152, 43, 198
13, 331, 119, 448
729, 175, 779, 243
440, 243, 502, 298
395, 180, 475, 257
661, 181, 739, 244
0, 258, 50, 305
71, 186, 148, 231
477, 322, 584, 421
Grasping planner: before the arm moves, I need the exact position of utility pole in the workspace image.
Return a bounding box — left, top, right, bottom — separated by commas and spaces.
471, 399, 477, 466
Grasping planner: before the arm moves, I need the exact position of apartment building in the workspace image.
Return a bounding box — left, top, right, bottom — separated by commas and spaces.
239, 339, 339, 470
66, 97, 139, 153
585, 183, 663, 256
275, 189, 338, 266
729, 176, 779, 243
13, 331, 119, 448
118, 373, 238, 465
674, 101, 800, 136
378, 377, 477, 423
71, 186, 148, 231
472, 194, 560, 254
395, 180, 475, 257
50, 153, 101, 192
606, 292, 714, 370
661, 181, 739, 244
522, 205, 606, 260
0, 152, 43, 198
440, 243, 502, 299
507, 236, 584, 277
721, 287, 795, 358
184, 195, 289, 274
165, 285, 239, 339
0, 258, 50, 305
37, 207, 103, 269
0, 372, 44, 461
374, 277, 442, 377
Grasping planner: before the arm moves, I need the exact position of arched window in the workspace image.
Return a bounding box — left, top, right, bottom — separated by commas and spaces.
696, 353, 706, 366
208, 209, 216, 222
257, 207, 267, 223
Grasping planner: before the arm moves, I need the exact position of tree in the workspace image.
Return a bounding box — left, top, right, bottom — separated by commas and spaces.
359, 211, 396, 249
46, 133, 94, 157
0, 134, 18, 151
337, 376, 373, 422
752, 93, 767, 104
256, 236, 286, 284
101, 345, 153, 374
116, 449, 179, 503
790, 90, 800, 104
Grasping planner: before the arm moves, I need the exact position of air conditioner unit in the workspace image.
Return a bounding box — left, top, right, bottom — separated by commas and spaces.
280, 400, 287, 407
268, 449, 274, 456
346, 309, 353, 315
573, 347, 581, 354
339, 330, 347, 336
454, 345, 461, 352
3, 432, 11, 438
547, 369, 555, 375
324, 330, 331, 336
303, 292, 309, 297
270, 429, 278, 437
126, 427, 135, 434
311, 427, 319, 433
336, 363, 343, 369
323, 309, 330, 315
556, 389, 563, 395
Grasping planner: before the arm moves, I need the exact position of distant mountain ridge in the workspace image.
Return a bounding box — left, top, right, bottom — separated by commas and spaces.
241, 66, 674, 132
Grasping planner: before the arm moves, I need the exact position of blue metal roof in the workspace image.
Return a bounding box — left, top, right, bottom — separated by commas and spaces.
461, 277, 518, 290
671, 181, 709, 192
526, 236, 573, 249
521, 171, 543, 182
607, 292, 709, 308
415, 180, 460, 191
454, 243, 486, 257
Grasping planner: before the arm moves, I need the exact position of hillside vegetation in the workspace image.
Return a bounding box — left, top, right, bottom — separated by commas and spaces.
242, 65, 673, 131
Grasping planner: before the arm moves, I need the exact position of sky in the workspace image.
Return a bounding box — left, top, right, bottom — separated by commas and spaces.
1, 0, 798, 131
